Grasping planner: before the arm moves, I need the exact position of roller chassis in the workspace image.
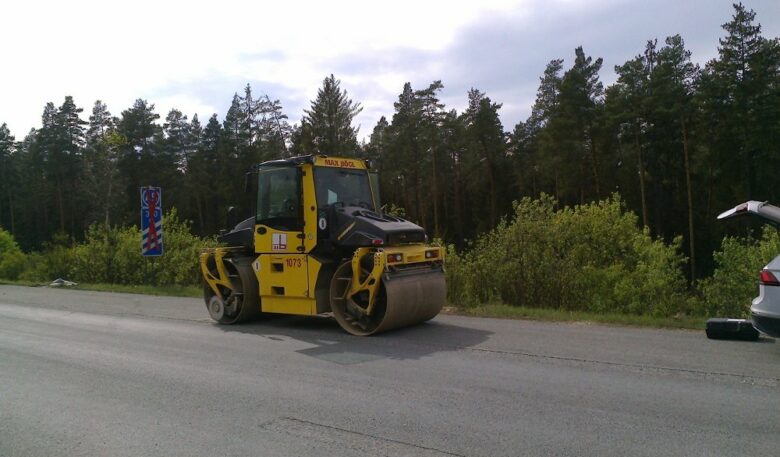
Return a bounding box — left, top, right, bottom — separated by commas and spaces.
200, 244, 445, 335
199, 155, 446, 335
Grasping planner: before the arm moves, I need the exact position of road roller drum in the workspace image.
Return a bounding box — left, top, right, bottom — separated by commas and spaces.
329, 260, 446, 336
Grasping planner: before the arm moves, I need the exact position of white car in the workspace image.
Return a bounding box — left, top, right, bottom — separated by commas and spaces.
718, 201, 780, 337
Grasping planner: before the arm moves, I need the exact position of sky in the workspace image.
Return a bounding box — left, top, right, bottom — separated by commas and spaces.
1, 0, 779, 142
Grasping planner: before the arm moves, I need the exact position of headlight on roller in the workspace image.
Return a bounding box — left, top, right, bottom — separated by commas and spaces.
387, 253, 404, 263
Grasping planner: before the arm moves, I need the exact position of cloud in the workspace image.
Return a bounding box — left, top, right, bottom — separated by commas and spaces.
1, 0, 778, 142
341, 0, 780, 133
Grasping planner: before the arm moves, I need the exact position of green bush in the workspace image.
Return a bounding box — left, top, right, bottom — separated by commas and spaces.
67, 209, 212, 286
0, 228, 27, 280
14, 209, 213, 286
699, 228, 780, 317
446, 194, 689, 316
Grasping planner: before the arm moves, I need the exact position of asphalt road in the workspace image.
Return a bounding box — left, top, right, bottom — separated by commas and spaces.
1, 285, 779, 457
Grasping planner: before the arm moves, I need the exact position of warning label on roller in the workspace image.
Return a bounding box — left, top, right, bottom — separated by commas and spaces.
272, 233, 287, 250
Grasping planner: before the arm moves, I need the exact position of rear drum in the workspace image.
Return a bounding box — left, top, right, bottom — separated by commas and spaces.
203, 256, 261, 324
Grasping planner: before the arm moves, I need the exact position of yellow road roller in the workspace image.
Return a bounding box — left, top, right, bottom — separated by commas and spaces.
199, 155, 445, 335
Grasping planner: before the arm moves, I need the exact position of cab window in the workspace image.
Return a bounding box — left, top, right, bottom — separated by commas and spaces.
256, 167, 301, 231
314, 168, 375, 210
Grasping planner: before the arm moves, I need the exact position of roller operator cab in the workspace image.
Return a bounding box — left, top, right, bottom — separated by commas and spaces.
199, 155, 446, 335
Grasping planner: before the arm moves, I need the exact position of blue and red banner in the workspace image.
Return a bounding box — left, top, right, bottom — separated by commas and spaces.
140, 186, 163, 256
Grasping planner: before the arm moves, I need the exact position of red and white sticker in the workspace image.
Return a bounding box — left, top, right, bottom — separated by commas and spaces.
272, 233, 287, 250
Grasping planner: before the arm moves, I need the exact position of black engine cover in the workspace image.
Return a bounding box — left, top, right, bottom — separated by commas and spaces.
218, 216, 255, 249
320, 206, 426, 247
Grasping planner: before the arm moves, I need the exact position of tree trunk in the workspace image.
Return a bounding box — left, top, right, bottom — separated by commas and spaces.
634, 128, 648, 228
414, 168, 423, 224
70, 192, 75, 240
482, 143, 497, 226
8, 191, 15, 235
431, 148, 440, 238
453, 151, 464, 246
57, 179, 65, 233
489, 164, 497, 226
42, 181, 49, 242
105, 175, 113, 227
195, 192, 205, 235
706, 162, 714, 221
588, 131, 601, 198
682, 117, 695, 283
579, 158, 585, 205
412, 142, 422, 223
402, 179, 410, 221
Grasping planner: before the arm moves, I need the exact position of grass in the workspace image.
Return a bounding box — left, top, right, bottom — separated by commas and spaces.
0, 279, 201, 298
0, 279, 41, 287
0, 278, 705, 329
445, 303, 707, 330
72, 283, 202, 298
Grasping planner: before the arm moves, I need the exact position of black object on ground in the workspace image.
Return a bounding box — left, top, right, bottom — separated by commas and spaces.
705, 318, 760, 341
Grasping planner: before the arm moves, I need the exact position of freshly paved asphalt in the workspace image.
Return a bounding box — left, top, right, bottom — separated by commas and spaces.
1, 284, 778, 456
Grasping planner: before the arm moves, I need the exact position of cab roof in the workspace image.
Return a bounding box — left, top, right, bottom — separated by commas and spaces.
253, 154, 370, 170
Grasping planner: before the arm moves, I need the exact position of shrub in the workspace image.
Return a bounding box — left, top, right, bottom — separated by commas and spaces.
446, 194, 689, 316
699, 228, 780, 317
16, 209, 213, 286
68, 208, 212, 286
0, 228, 27, 280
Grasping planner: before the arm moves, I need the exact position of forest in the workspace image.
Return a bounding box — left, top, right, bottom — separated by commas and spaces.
0, 4, 778, 317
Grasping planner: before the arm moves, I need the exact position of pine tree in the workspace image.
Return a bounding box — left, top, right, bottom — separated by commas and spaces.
416, 81, 446, 236
163, 108, 191, 171
117, 99, 161, 155
522, 59, 565, 199
465, 92, 506, 229
440, 109, 468, 244
87, 100, 114, 143
608, 52, 651, 227
530, 49, 605, 204
85, 100, 120, 226
365, 116, 389, 165
241, 84, 257, 148
0, 123, 16, 234
700, 3, 780, 201
529, 59, 564, 131
116, 99, 165, 225
17, 128, 52, 246
223, 93, 245, 159
302, 74, 363, 154
386, 83, 423, 220
45, 96, 87, 235
258, 95, 291, 157
57, 96, 86, 153
289, 121, 315, 156
557, 47, 605, 200
651, 35, 700, 281
189, 114, 223, 233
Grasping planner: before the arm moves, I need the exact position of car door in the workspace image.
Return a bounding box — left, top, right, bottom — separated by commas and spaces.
254, 166, 309, 304
717, 201, 780, 226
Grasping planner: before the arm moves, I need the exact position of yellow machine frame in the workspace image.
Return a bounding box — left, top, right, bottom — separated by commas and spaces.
200, 156, 444, 318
